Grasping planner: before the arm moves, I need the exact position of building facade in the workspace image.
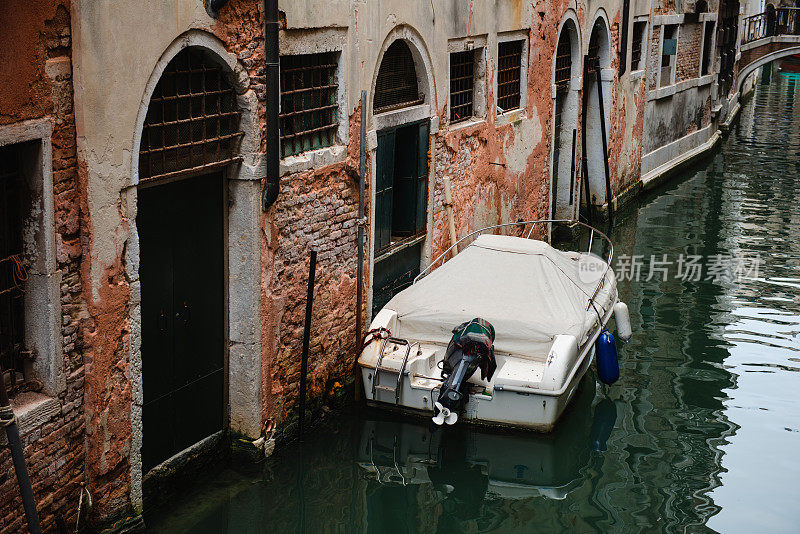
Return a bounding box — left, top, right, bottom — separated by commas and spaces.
0, 0, 765, 530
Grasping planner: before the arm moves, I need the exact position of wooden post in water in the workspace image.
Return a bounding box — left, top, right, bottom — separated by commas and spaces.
299, 249, 317, 440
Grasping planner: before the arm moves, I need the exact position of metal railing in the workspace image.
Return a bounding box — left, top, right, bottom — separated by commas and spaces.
743, 7, 800, 45
414, 219, 615, 314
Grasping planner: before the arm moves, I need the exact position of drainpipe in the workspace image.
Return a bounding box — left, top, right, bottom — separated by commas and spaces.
262, 0, 280, 211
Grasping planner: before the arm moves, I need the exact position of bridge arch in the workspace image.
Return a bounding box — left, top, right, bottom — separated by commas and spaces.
738, 43, 800, 92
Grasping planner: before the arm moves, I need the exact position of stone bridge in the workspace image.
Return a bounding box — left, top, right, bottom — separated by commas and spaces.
739, 7, 800, 91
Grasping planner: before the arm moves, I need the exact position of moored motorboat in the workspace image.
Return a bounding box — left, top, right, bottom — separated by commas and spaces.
358, 220, 630, 431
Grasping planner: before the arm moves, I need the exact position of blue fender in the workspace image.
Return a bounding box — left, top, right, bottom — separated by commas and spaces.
596, 329, 619, 385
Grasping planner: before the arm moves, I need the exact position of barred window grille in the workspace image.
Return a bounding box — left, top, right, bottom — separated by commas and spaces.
660, 25, 677, 88
498, 40, 523, 111
632, 21, 647, 70
450, 50, 475, 123
0, 145, 32, 396
374, 41, 423, 113
139, 48, 243, 184
554, 33, 572, 92
280, 52, 339, 157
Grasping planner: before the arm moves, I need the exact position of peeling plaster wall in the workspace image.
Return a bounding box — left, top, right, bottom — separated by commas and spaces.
70, 0, 266, 525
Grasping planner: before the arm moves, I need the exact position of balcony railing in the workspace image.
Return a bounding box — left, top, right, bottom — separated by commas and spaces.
743, 7, 800, 45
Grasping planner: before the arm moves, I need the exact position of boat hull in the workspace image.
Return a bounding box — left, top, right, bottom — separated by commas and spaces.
360, 342, 597, 432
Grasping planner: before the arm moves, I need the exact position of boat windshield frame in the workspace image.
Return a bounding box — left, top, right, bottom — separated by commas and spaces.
414, 219, 614, 314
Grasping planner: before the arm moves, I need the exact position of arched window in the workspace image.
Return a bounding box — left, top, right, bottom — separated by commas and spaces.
554, 31, 573, 91
374, 41, 422, 113
139, 48, 243, 184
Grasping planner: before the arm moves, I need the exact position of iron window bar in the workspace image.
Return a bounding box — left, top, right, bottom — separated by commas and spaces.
139, 48, 243, 184
450, 50, 475, 123
498, 40, 523, 111
0, 146, 36, 396
280, 52, 339, 157
374, 41, 422, 113
554, 35, 572, 92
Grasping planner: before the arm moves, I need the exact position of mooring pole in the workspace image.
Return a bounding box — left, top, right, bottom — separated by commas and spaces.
594, 62, 614, 226
355, 90, 366, 403
299, 249, 317, 440
0, 368, 42, 534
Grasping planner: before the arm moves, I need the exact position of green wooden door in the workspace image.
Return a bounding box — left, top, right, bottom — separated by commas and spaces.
373, 120, 430, 315
138, 173, 225, 471
415, 121, 430, 234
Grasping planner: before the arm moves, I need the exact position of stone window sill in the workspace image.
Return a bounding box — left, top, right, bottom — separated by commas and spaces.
495, 108, 524, 126
280, 144, 346, 176
0, 392, 59, 446
629, 70, 645, 81
447, 116, 487, 133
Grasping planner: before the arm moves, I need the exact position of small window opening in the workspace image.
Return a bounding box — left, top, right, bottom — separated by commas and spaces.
450, 50, 475, 123
374, 41, 423, 113
498, 40, 524, 111
280, 52, 339, 157
660, 25, 678, 88
139, 48, 243, 184
0, 145, 32, 396
701, 21, 716, 75
632, 21, 648, 71
554, 33, 572, 93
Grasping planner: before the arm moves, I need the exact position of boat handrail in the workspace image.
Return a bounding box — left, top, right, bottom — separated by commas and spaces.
413, 219, 614, 313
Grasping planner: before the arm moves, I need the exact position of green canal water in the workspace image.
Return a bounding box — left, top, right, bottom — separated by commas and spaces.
145, 67, 800, 533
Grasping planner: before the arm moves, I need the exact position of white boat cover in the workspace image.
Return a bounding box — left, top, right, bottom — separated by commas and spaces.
386, 234, 617, 359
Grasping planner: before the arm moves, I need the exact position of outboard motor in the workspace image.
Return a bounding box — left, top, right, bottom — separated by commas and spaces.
432, 318, 497, 426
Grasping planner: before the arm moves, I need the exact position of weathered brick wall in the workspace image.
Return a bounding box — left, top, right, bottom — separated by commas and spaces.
0, 2, 88, 533
677, 22, 703, 82
263, 115, 361, 426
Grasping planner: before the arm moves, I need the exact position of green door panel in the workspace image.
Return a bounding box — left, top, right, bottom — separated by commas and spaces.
416, 121, 430, 234
391, 125, 419, 238
375, 130, 396, 253
138, 173, 225, 472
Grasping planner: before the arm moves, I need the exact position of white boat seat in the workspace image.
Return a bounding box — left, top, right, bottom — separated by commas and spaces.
493, 358, 544, 388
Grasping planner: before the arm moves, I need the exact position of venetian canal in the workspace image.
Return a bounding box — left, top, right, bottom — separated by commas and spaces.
144, 66, 800, 533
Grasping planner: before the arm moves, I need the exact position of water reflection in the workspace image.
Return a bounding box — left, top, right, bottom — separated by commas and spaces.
359, 379, 614, 508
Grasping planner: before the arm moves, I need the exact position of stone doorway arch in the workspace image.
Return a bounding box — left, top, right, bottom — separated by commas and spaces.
367, 26, 436, 319
127, 30, 263, 509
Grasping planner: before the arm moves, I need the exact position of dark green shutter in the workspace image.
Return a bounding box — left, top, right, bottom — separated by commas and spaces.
415, 121, 430, 234
375, 130, 395, 253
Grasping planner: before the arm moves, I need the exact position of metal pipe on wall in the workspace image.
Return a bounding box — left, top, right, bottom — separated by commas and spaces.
355, 90, 366, 402
262, 0, 280, 211
0, 369, 42, 534
581, 61, 593, 226
595, 63, 614, 226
